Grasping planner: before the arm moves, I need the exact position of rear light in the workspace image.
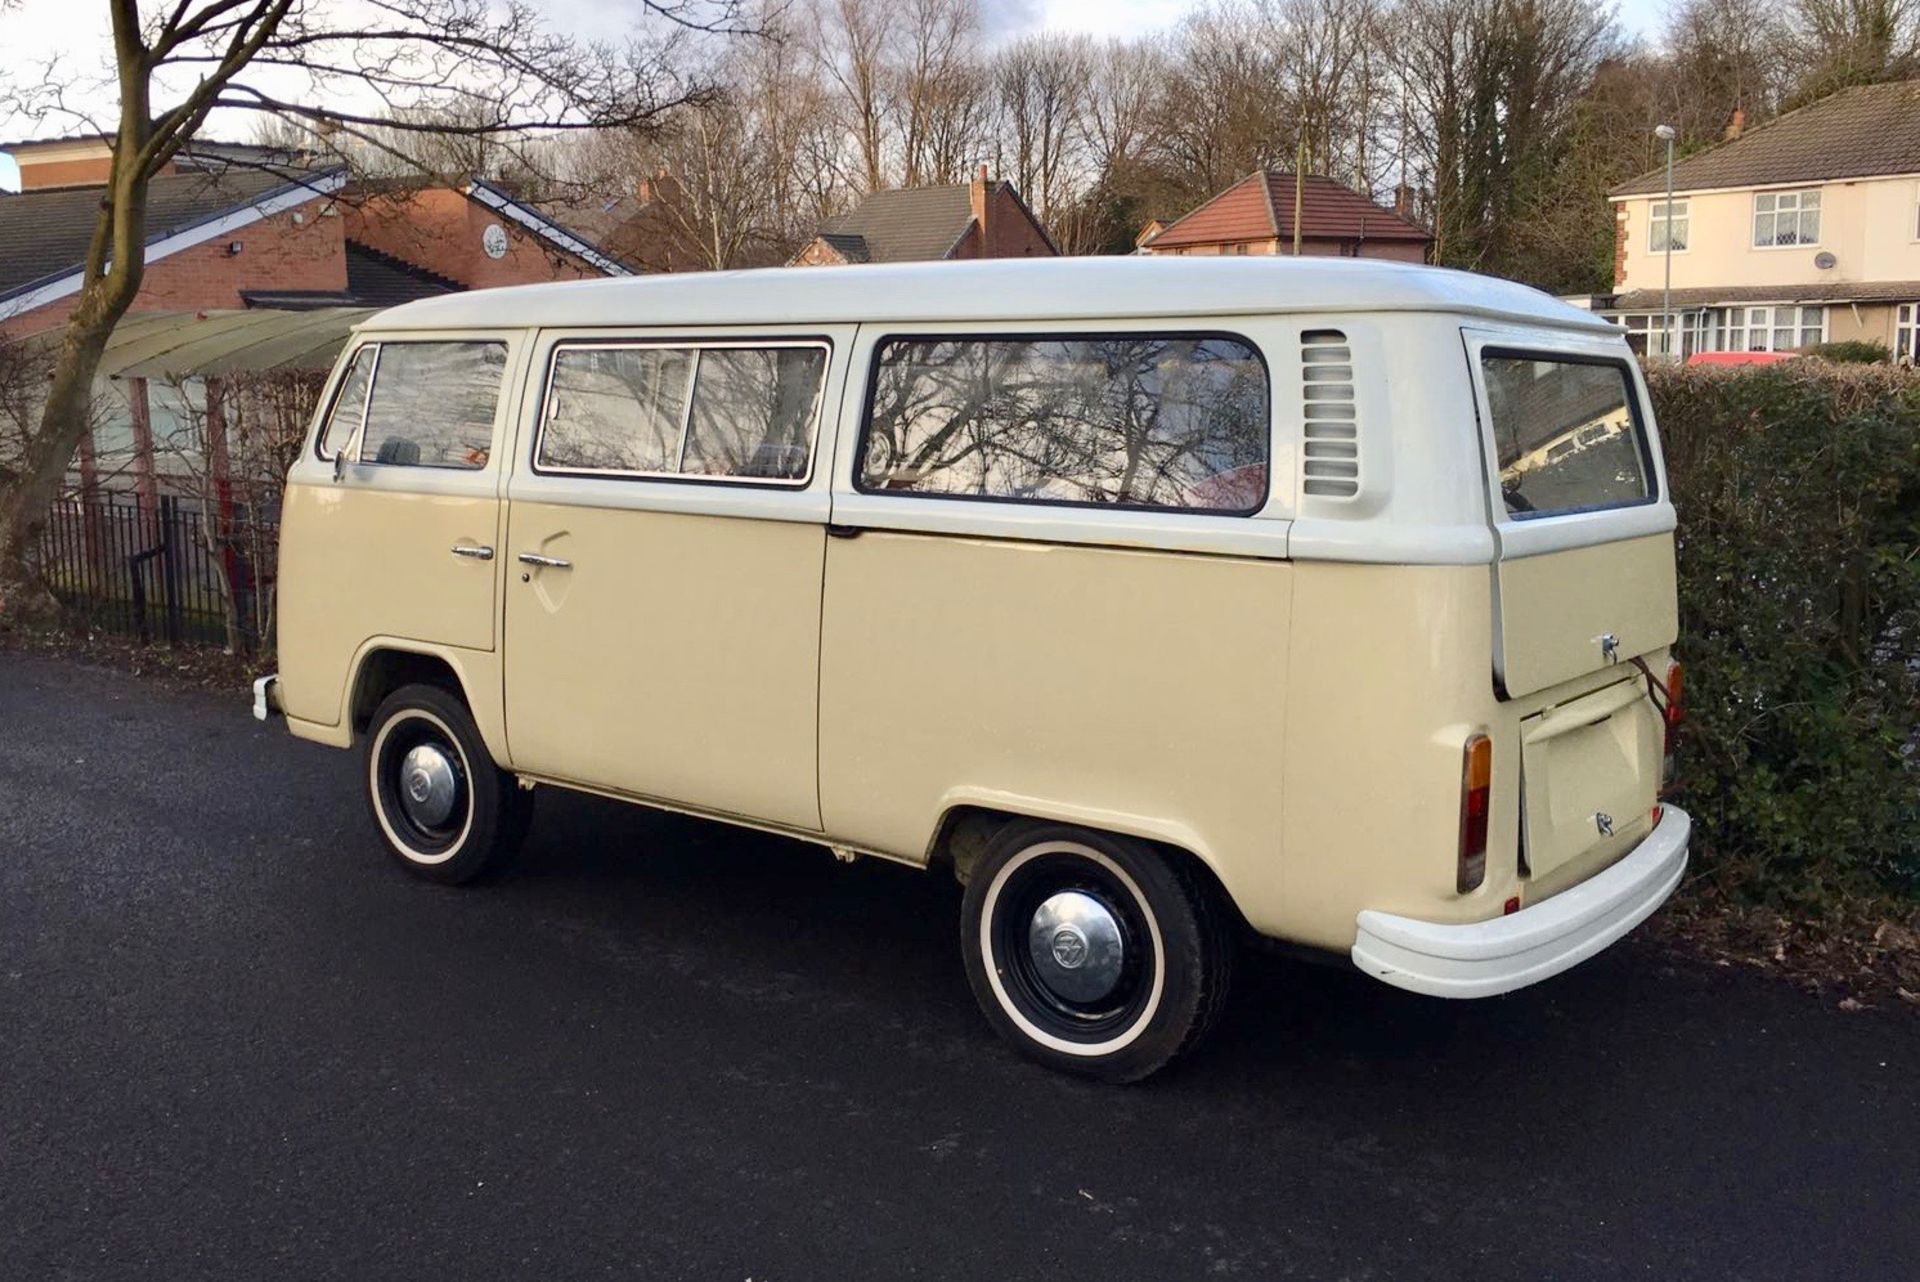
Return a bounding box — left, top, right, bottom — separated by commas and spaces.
1660, 659, 1684, 794
1457, 733, 1492, 893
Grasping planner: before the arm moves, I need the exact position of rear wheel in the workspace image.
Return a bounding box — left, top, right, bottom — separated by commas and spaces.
961, 822, 1232, 1082
363, 683, 529, 884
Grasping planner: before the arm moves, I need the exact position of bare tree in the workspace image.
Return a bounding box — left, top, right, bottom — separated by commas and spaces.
894, 0, 983, 186
0, 0, 744, 626
1782, 0, 1920, 102
809, 0, 897, 192
990, 34, 1094, 238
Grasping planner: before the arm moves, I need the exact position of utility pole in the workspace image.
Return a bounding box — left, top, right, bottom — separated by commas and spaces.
1654, 123, 1677, 359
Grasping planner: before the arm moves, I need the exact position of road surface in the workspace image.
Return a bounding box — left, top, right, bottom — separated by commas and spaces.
2, 653, 1915, 1280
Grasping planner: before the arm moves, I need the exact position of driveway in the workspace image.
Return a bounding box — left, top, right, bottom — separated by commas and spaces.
2, 653, 1915, 1280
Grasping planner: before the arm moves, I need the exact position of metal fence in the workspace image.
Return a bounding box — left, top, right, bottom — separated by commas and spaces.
36, 492, 279, 652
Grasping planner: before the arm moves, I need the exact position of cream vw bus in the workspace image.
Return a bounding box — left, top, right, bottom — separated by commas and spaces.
257, 257, 1689, 1080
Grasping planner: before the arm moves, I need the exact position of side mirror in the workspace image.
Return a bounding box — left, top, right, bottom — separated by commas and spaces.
333, 449, 347, 483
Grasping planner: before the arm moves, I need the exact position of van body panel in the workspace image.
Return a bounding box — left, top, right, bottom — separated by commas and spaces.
501, 502, 828, 830
1518, 674, 1661, 881
276, 459, 504, 727
1495, 533, 1679, 697
495, 321, 854, 832
276, 328, 526, 729
1278, 561, 1512, 949
816, 532, 1290, 929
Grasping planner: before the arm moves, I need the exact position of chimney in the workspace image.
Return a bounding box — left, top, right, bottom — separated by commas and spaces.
1725, 109, 1745, 141
970, 165, 990, 238
1393, 183, 1414, 218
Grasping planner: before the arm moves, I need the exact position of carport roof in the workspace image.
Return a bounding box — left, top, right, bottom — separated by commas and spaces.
32, 307, 375, 380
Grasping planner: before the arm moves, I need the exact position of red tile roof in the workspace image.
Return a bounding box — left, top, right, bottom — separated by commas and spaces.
1145, 171, 1430, 249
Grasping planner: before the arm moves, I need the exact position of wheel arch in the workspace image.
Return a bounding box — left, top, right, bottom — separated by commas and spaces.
344, 640, 509, 765
926, 792, 1248, 935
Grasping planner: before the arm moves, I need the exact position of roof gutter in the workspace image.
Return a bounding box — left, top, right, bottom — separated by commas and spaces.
464, 179, 631, 277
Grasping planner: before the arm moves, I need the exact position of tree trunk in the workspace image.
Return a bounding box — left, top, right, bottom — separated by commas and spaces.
0, 299, 125, 628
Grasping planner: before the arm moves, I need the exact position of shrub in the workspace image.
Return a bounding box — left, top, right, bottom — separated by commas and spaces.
1648, 362, 1920, 908
1800, 340, 1892, 365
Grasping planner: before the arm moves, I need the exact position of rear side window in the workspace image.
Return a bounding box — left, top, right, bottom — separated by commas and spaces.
538, 343, 828, 483
360, 342, 508, 469
859, 334, 1270, 513
1480, 353, 1652, 518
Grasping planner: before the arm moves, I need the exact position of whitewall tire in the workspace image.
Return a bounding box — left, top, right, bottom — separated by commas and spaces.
960, 822, 1232, 1082
363, 683, 529, 884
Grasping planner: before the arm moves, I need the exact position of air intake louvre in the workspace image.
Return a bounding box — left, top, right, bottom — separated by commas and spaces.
1300, 328, 1359, 498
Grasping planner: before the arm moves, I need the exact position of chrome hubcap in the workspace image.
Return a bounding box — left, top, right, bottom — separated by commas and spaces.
398, 743, 458, 829
1027, 890, 1125, 1003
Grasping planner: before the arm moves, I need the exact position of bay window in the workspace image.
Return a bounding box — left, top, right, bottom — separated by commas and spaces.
1724, 305, 1825, 352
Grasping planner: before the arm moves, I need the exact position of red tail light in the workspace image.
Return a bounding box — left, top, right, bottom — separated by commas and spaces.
1661, 660, 1684, 794
1458, 734, 1492, 893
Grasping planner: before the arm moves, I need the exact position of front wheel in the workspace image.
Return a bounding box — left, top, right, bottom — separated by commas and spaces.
363, 683, 529, 884
961, 822, 1232, 1082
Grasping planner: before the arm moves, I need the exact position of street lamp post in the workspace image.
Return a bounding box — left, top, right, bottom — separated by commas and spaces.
1654, 124, 1677, 360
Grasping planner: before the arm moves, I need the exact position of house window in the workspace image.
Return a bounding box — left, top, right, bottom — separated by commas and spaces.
1649, 200, 1688, 252
1753, 189, 1820, 247
1612, 311, 1718, 358
1897, 304, 1919, 362
1723, 305, 1825, 352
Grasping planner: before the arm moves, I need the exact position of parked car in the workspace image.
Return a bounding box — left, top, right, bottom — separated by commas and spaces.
1685, 350, 1796, 366
254, 256, 1690, 1080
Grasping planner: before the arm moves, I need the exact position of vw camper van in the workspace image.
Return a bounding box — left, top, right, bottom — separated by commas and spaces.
256, 257, 1689, 1080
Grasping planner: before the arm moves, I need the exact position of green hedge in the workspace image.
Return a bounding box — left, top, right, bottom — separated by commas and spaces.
1648, 361, 1920, 907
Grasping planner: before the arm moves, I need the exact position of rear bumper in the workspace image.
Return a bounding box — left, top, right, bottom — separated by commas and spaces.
1351, 806, 1690, 998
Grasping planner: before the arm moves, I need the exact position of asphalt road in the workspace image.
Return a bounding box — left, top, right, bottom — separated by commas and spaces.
3, 653, 1916, 1282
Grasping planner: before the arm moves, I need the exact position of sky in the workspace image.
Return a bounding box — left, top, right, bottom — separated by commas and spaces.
0, 0, 1674, 191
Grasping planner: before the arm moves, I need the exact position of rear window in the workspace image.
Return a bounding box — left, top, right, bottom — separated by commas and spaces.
1480, 353, 1652, 518
859, 334, 1269, 513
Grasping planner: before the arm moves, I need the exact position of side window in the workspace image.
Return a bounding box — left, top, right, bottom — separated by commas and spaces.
536, 343, 828, 484
542, 346, 693, 472
317, 346, 376, 460
859, 334, 1270, 513
683, 348, 827, 480
361, 342, 508, 469
1481, 353, 1651, 518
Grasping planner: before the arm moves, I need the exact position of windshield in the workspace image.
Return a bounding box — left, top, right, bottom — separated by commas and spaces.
1480, 353, 1652, 519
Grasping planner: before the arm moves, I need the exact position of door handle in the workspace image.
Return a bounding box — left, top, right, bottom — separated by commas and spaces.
450, 544, 495, 561
516, 552, 572, 569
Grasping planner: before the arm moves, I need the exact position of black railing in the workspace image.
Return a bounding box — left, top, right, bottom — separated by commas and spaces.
36, 491, 278, 652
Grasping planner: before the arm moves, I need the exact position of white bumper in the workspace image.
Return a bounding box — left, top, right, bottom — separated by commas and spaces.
1351, 806, 1690, 998
252, 674, 281, 722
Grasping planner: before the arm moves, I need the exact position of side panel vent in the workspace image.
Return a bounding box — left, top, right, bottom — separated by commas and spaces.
1300, 328, 1359, 498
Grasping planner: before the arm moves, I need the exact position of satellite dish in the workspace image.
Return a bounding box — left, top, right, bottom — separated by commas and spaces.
1813, 251, 1838, 270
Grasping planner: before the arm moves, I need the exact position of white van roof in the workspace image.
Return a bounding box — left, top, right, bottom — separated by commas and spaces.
368, 256, 1616, 334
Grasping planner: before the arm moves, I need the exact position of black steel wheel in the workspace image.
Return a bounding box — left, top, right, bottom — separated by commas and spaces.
363, 682, 529, 884
961, 821, 1232, 1082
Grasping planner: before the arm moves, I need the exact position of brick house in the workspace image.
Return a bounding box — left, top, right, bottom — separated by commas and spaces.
0, 134, 626, 511
1139, 171, 1431, 262
790, 168, 1057, 266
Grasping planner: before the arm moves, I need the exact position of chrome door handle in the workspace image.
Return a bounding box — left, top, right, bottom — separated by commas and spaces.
516, 552, 571, 569
450, 544, 494, 561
